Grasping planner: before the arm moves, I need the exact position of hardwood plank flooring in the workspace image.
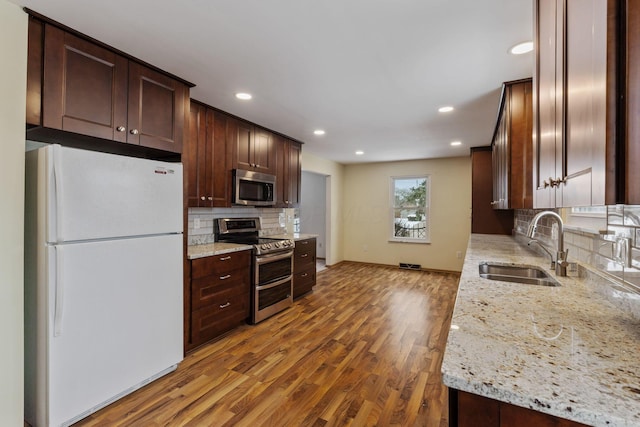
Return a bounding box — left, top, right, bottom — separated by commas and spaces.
75, 262, 460, 426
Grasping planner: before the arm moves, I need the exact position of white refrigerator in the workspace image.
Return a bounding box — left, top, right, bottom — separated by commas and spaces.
24, 144, 184, 427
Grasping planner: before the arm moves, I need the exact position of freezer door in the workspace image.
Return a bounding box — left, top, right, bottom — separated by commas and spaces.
42, 235, 183, 426
36, 144, 183, 243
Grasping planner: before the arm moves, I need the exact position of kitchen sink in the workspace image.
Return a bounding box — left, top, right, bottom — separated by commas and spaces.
478, 262, 560, 287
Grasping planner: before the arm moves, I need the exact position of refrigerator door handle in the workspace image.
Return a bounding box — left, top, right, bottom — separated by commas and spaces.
52, 145, 64, 242
54, 245, 64, 336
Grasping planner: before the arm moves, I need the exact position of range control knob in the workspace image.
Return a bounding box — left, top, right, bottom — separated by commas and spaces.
274, 242, 281, 248
261, 244, 269, 250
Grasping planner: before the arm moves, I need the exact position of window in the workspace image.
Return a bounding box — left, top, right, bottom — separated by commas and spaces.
390, 176, 430, 243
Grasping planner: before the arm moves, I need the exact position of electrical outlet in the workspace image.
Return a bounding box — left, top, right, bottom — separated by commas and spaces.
194, 218, 200, 229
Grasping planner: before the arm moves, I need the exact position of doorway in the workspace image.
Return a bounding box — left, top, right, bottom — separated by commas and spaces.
300, 171, 329, 268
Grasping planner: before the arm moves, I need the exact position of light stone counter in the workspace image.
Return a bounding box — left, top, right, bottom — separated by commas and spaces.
187, 242, 253, 260
441, 234, 640, 427
268, 233, 318, 241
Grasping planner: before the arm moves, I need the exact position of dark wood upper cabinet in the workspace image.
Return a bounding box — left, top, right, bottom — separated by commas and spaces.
275, 136, 302, 208
491, 79, 533, 210
186, 101, 232, 208
127, 62, 186, 153
532, 0, 640, 206
42, 24, 128, 142
234, 122, 276, 175
471, 147, 514, 234
26, 14, 191, 155
621, 0, 640, 203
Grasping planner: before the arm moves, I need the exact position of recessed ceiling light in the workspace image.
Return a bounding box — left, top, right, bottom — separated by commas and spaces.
450, 141, 462, 146
438, 106, 454, 113
355, 150, 364, 155
313, 129, 326, 135
235, 92, 252, 100
510, 41, 533, 55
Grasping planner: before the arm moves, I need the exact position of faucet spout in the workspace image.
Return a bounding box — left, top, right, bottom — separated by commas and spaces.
526, 211, 567, 276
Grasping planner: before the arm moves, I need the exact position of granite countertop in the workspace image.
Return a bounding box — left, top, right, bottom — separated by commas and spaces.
442, 234, 640, 427
268, 233, 318, 241
187, 242, 253, 260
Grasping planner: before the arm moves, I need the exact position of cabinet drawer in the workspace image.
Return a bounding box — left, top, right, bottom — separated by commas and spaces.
293, 268, 316, 299
294, 239, 316, 267
191, 250, 251, 279
191, 273, 249, 310
191, 292, 249, 345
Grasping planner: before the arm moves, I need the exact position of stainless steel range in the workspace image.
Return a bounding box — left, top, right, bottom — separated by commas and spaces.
215, 218, 294, 323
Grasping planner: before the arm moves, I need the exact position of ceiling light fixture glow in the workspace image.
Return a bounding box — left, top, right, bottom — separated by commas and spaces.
438, 106, 454, 113
313, 129, 326, 135
510, 41, 533, 55
450, 141, 462, 146
355, 150, 364, 155
235, 92, 252, 100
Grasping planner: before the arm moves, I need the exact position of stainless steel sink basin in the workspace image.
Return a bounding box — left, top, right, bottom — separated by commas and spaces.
478, 262, 560, 287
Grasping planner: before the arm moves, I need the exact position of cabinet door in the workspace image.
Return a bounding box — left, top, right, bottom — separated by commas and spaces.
509, 81, 533, 209
563, 0, 607, 206
275, 134, 288, 207
287, 141, 302, 206
253, 128, 276, 174
235, 120, 254, 170
43, 25, 128, 142
186, 102, 209, 207
211, 110, 232, 207
533, 0, 564, 208
127, 62, 186, 153
625, 0, 640, 203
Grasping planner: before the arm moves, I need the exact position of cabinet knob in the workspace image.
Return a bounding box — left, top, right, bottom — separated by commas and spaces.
208, 196, 213, 201
130, 129, 139, 135
201, 196, 206, 201
116, 126, 126, 132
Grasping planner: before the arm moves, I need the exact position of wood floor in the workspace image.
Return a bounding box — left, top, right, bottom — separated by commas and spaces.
76, 262, 460, 427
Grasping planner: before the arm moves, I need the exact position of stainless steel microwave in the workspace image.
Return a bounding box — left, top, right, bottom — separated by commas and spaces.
233, 169, 276, 206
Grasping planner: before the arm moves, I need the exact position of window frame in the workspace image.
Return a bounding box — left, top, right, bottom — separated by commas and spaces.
389, 175, 431, 244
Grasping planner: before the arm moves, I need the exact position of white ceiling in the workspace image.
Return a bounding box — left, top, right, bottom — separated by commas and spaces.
12, 0, 533, 164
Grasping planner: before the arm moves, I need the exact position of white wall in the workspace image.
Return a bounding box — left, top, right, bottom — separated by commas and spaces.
343, 157, 471, 272
0, 1, 27, 425
300, 171, 327, 258
301, 152, 344, 265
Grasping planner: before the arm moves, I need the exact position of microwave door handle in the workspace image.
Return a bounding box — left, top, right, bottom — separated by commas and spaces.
267, 183, 273, 202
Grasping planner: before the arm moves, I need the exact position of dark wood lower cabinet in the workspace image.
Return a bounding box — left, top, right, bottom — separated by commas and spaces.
293, 238, 316, 299
451, 389, 588, 427
188, 250, 251, 350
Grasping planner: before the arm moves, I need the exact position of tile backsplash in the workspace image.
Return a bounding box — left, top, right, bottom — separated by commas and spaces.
515, 206, 640, 294
187, 207, 296, 245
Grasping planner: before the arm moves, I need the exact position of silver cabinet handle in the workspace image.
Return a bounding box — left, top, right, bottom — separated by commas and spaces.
301, 254, 308, 258
219, 256, 231, 261
301, 241, 308, 245
201, 196, 205, 201
130, 129, 139, 135
116, 126, 125, 132
219, 302, 231, 309
219, 274, 231, 280
208, 196, 213, 201
301, 273, 308, 277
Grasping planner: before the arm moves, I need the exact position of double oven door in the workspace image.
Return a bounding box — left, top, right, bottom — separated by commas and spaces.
252, 249, 293, 323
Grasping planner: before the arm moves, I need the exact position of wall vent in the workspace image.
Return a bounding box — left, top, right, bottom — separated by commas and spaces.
399, 263, 421, 270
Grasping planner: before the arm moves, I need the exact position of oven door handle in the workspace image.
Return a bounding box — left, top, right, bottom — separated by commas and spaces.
255, 250, 294, 264
255, 275, 292, 291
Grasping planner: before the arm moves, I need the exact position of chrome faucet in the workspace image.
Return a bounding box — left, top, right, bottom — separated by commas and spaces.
526, 211, 568, 276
